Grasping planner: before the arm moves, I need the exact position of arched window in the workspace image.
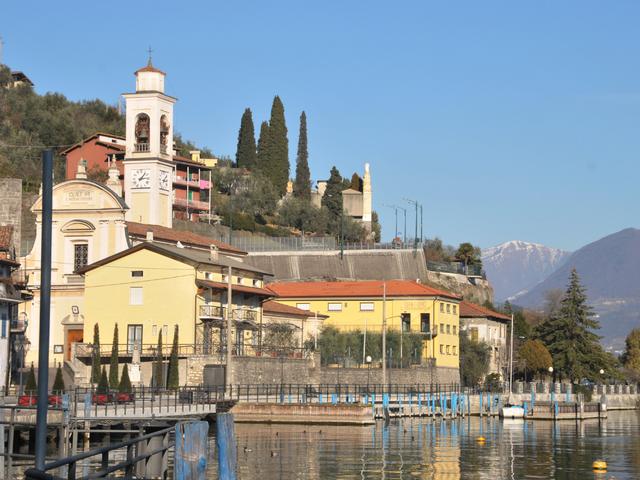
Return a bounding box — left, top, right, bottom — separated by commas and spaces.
160, 115, 170, 154
134, 114, 150, 152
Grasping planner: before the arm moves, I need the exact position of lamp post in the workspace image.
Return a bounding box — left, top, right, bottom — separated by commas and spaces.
366, 355, 372, 391
548, 366, 554, 384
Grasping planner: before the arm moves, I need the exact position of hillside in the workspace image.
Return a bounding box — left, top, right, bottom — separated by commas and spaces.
482, 240, 570, 301
516, 228, 640, 350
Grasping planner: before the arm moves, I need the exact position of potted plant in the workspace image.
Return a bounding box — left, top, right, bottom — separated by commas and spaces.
18, 363, 38, 406
115, 364, 134, 403
93, 366, 110, 405
48, 364, 65, 406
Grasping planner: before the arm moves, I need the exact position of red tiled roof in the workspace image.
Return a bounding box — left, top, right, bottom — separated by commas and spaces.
459, 301, 511, 322
126, 222, 245, 255
60, 133, 125, 155
196, 279, 274, 297
262, 300, 328, 318
0, 226, 14, 251
135, 63, 166, 75
267, 280, 460, 300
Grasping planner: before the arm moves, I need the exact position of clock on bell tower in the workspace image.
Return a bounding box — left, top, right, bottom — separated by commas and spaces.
122, 57, 176, 228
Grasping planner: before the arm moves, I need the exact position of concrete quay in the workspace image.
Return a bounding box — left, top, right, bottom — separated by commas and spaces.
230, 403, 375, 425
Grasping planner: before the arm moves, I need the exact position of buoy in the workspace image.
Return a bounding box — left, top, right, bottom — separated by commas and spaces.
592, 460, 607, 471
476, 436, 486, 444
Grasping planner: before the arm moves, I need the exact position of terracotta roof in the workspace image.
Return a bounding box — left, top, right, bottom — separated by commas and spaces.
267, 280, 460, 300
60, 133, 125, 155
0, 226, 14, 251
196, 279, 274, 298
126, 222, 245, 255
262, 300, 328, 318
459, 301, 511, 322
135, 61, 166, 75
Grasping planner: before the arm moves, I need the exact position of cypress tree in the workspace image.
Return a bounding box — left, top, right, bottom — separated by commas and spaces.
52, 363, 65, 392
167, 325, 180, 389
25, 363, 37, 394
322, 166, 344, 228
535, 269, 609, 382
236, 108, 257, 169
97, 366, 109, 394
294, 111, 311, 200
109, 324, 119, 389
256, 121, 271, 175
350, 173, 362, 191
119, 364, 132, 393
154, 332, 164, 389
265, 96, 289, 196
91, 323, 101, 384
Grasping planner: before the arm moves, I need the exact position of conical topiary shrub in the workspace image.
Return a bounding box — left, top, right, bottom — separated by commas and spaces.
119, 364, 132, 393
52, 363, 65, 392
97, 366, 109, 394
25, 363, 37, 394
167, 325, 179, 389
109, 324, 119, 389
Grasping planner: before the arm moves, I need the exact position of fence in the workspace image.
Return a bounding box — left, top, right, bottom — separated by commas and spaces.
426, 261, 485, 278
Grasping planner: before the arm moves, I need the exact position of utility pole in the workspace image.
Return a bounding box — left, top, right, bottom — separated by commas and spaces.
404, 199, 419, 252
420, 204, 423, 245
384, 205, 399, 240
382, 281, 387, 390
226, 266, 233, 391
35, 150, 53, 469
394, 206, 407, 246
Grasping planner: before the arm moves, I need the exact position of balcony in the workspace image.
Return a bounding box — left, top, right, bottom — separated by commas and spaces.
10, 316, 27, 332
199, 305, 226, 319
173, 197, 210, 211
160, 144, 168, 154
134, 143, 150, 153
233, 309, 258, 322
173, 176, 200, 188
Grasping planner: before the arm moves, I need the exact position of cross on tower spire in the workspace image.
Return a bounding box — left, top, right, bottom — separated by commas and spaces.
147, 46, 153, 66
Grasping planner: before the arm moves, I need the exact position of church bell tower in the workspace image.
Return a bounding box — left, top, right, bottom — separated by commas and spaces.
122, 56, 175, 227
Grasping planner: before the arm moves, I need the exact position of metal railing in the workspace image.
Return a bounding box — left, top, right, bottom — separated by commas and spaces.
24, 425, 174, 480
173, 197, 210, 211
199, 305, 225, 318
233, 309, 257, 322
426, 261, 486, 278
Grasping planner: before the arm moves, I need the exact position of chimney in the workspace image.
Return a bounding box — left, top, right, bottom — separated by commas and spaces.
76, 160, 87, 179
146, 231, 154, 242
210, 244, 219, 261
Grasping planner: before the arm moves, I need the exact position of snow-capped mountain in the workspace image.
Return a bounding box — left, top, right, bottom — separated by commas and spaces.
482, 240, 571, 301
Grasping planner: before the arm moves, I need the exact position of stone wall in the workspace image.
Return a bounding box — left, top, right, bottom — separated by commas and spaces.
0, 178, 22, 253
318, 366, 459, 386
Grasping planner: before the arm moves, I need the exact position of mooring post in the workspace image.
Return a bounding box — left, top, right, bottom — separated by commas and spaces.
216, 413, 237, 480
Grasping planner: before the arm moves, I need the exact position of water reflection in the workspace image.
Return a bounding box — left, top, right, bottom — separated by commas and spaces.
209, 411, 640, 479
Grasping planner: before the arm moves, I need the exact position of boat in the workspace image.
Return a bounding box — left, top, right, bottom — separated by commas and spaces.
499, 313, 525, 419
500, 404, 525, 418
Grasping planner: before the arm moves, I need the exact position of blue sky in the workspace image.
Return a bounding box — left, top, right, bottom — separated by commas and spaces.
2, 1, 639, 251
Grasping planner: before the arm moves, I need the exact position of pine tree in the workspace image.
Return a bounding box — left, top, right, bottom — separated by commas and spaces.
109, 324, 119, 389
294, 111, 311, 200
97, 366, 109, 394
322, 166, 344, 229
535, 269, 608, 382
119, 364, 132, 393
154, 332, 164, 389
91, 323, 101, 384
256, 121, 271, 175
167, 325, 180, 389
25, 363, 37, 394
236, 108, 257, 169
265, 96, 289, 196
52, 363, 65, 392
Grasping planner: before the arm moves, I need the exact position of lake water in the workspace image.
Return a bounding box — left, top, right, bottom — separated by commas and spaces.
208, 411, 640, 479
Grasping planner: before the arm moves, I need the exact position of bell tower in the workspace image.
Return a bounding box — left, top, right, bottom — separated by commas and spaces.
122, 56, 175, 227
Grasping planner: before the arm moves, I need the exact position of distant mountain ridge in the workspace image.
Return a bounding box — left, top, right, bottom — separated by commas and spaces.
516, 228, 640, 351
482, 240, 571, 301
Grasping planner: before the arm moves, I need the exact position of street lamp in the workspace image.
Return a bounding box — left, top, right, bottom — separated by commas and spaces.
366, 355, 372, 390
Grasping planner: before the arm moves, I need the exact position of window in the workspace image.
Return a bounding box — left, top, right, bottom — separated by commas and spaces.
152, 325, 157, 337
130, 287, 143, 305
328, 303, 342, 312
222, 274, 229, 283
446, 304, 451, 314
127, 325, 143, 353
453, 305, 457, 315
205, 272, 212, 280
440, 303, 444, 313
440, 323, 445, 334
446, 345, 450, 354
453, 325, 457, 335
452, 345, 457, 355
401, 313, 411, 333
446, 324, 451, 334
470, 327, 479, 342
440, 344, 444, 354
420, 313, 431, 334
74, 243, 88, 271
131, 270, 143, 277
296, 303, 310, 311
360, 302, 375, 312
1, 315, 6, 339
163, 325, 168, 338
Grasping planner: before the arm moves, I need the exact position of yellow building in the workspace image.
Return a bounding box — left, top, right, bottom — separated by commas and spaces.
78, 241, 273, 386
267, 280, 461, 369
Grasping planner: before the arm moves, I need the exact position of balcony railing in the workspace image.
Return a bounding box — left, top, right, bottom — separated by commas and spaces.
199, 305, 226, 319
233, 309, 258, 322
173, 197, 210, 211
173, 176, 200, 188
134, 143, 150, 153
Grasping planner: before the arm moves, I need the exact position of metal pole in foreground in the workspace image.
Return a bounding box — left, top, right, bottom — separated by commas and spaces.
382, 281, 387, 391
35, 149, 53, 469
226, 266, 233, 393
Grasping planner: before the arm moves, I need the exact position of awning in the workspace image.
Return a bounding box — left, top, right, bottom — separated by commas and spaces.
196, 279, 274, 298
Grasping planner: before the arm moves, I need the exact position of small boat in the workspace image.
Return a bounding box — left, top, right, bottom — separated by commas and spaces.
500, 404, 525, 418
